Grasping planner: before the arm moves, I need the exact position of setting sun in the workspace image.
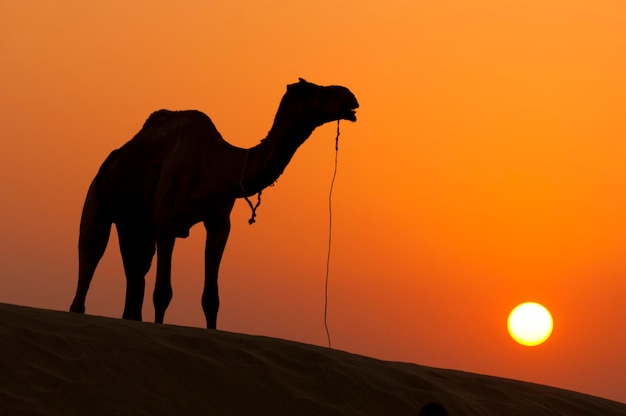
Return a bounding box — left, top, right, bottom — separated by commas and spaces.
507, 302, 553, 346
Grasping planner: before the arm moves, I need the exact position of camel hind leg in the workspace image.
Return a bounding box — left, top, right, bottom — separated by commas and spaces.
117, 220, 156, 321
70, 184, 112, 314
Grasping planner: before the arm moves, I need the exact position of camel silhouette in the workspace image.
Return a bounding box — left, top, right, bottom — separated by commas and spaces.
69, 78, 359, 329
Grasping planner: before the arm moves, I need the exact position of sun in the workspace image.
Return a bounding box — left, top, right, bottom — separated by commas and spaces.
507, 302, 553, 346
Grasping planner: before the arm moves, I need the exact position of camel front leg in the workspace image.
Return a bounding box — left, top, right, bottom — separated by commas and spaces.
203, 200, 235, 329
153, 230, 175, 324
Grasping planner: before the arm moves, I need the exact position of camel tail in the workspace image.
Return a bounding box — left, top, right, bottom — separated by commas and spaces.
70, 150, 118, 314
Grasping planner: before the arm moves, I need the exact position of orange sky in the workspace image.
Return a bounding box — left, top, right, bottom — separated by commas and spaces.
1, 0, 625, 403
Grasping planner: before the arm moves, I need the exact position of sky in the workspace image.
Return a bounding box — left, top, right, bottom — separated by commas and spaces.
1, 0, 625, 404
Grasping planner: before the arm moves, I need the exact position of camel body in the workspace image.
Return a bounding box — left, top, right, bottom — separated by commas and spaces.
94, 110, 250, 238
70, 79, 359, 328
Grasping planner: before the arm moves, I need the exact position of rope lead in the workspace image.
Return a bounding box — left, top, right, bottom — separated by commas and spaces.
324, 120, 340, 348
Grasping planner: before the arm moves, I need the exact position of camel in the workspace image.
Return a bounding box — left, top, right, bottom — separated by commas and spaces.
69, 78, 359, 329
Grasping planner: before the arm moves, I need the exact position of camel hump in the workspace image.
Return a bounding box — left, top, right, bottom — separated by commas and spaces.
143, 109, 176, 128
142, 109, 210, 129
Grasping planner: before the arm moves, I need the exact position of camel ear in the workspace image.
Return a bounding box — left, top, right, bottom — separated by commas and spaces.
288, 78, 309, 91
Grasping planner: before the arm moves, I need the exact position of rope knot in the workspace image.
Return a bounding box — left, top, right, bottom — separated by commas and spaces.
245, 191, 262, 224
240, 149, 263, 225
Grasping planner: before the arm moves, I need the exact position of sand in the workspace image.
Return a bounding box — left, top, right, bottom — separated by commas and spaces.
1, 303, 624, 415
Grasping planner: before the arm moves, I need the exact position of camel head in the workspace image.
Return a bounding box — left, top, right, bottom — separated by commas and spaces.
277, 78, 359, 128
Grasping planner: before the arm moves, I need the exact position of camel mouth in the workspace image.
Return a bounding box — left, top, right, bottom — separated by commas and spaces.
343, 103, 359, 122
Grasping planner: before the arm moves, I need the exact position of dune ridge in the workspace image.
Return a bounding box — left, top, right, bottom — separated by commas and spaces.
1, 302, 624, 415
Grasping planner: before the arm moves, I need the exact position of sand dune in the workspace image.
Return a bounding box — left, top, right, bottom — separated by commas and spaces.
1, 303, 624, 415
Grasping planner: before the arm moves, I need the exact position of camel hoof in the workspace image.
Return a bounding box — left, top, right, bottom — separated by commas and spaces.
69, 303, 85, 314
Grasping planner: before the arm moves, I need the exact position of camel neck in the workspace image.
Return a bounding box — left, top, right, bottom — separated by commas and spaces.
265, 119, 315, 163
239, 121, 315, 197
239, 142, 275, 195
